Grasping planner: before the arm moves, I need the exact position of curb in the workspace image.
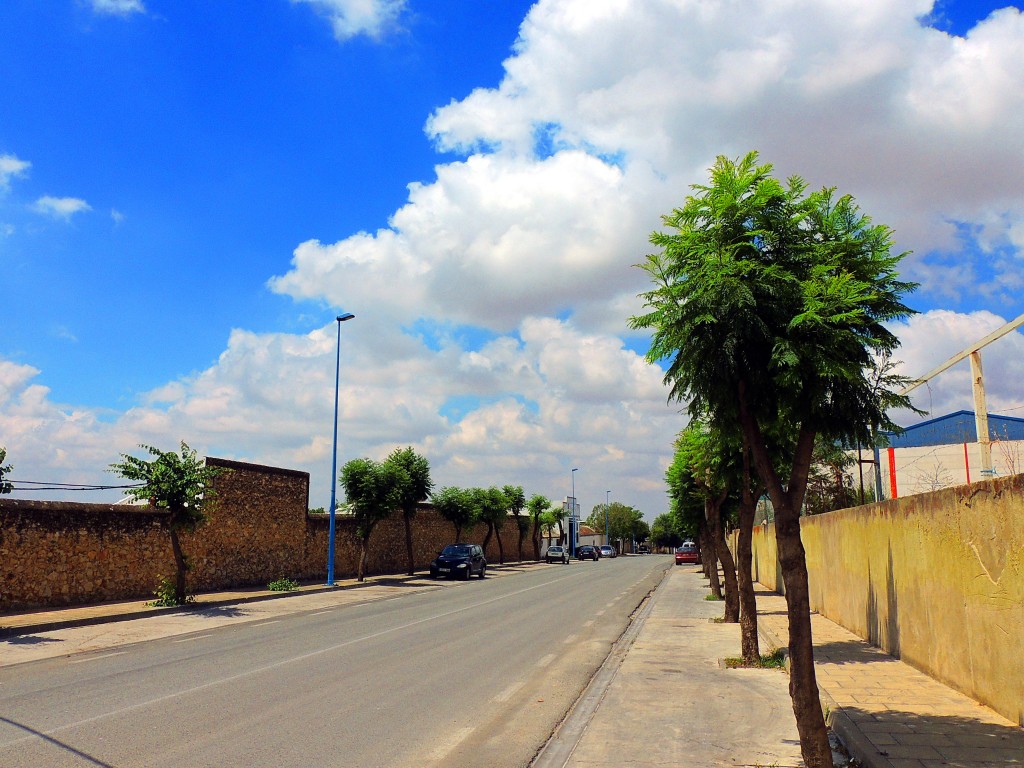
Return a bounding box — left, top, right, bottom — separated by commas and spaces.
0, 562, 547, 640
756, 617, 891, 768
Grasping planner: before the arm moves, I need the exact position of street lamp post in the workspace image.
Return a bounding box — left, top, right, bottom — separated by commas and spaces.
605, 490, 610, 547
570, 467, 579, 557
326, 312, 355, 586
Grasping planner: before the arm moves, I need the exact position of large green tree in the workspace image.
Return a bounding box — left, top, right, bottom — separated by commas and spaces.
0, 447, 12, 495
340, 457, 404, 582
632, 151, 916, 767
384, 447, 433, 576
650, 513, 683, 550
110, 443, 220, 605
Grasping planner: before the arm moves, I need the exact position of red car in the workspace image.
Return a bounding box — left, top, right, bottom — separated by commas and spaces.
675, 543, 700, 565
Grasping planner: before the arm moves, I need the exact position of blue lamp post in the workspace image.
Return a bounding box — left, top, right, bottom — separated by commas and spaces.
326, 312, 355, 586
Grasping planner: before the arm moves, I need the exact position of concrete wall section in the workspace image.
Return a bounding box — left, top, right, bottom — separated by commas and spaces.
745, 474, 1024, 726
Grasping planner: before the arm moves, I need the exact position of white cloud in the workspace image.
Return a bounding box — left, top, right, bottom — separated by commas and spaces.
0, 154, 31, 191
111, 208, 125, 224
90, 0, 145, 15
10, 1, 1024, 522
291, 0, 406, 41
32, 196, 92, 221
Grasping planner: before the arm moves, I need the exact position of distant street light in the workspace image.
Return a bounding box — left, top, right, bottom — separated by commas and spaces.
570, 467, 579, 557
606, 490, 611, 547
327, 312, 355, 586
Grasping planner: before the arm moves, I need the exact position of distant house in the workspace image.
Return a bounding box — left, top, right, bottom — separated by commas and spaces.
541, 524, 602, 554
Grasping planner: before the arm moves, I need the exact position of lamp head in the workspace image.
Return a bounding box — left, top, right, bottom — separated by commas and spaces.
337, 313, 355, 322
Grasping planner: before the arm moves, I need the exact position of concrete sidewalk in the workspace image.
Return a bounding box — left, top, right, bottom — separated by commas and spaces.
754, 587, 1024, 768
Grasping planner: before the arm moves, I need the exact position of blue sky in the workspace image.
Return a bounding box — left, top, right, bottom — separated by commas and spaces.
3, 0, 1024, 515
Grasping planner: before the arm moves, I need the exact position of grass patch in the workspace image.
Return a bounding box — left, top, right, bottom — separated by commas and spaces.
723, 648, 787, 669
704, 593, 724, 601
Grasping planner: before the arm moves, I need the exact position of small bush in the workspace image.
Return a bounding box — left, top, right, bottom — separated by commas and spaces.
148, 575, 193, 607
268, 576, 300, 592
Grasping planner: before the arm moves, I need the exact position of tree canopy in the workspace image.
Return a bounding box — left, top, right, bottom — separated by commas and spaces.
340, 457, 405, 581
0, 447, 12, 495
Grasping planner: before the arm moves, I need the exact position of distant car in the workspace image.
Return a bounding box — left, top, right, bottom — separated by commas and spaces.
576, 545, 599, 561
599, 545, 617, 559
675, 543, 700, 565
430, 543, 487, 579
545, 545, 570, 564
637, 544, 650, 554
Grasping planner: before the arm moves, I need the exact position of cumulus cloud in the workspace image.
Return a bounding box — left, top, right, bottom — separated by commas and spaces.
0, 154, 31, 191
291, 0, 406, 41
10, 1, 1024, 519
32, 196, 92, 221
90, 0, 145, 15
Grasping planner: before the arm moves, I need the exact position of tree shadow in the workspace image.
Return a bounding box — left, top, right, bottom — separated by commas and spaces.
865, 544, 900, 657
1, 634, 63, 646
0, 716, 118, 767
191, 605, 247, 619
834, 706, 1024, 765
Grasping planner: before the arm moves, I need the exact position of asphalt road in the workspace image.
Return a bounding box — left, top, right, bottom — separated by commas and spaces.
0, 556, 670, 768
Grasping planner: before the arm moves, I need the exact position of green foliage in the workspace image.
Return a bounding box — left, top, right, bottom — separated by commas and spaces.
268, 576, 300, 592
804, 436, 858, 515
148, 575, 194, 607
340, 457, 404, 541
432, 486, 476, 541
587, 501, 646, 543
650, 512, 683, 549
477, 486, 509, 529
504, 485, 528, 531
724, 648, 786, 669
384, 446, 433, 519
630, 150, 917, 456
110, 442, 220, 533
308, 506, 326, 515
704, 593, 724, 601
0, 446, 12, 495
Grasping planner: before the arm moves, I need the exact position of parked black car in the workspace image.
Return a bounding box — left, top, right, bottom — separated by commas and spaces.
576, 545, 599, 561
430, 543, 487, 579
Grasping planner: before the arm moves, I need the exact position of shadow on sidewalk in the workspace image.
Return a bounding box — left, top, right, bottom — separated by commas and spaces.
835, 706, 1024, 764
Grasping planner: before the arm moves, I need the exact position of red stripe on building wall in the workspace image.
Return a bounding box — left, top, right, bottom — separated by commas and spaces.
888, 446, 898, 499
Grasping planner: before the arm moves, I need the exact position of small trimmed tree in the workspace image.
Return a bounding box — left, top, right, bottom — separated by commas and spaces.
384, 447, 433, 576
340, 457, 404, 582
527, 493, 550, 559
432, 486, 475, 543
478, 486, 509, 563
110, 442, 220, 605
0, 447, 13, 495
503, 485, 527, 562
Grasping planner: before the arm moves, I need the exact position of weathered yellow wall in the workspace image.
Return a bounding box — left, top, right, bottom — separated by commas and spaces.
745, 473, 1024, 726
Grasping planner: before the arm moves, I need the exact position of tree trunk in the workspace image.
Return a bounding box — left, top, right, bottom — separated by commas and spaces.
517, 520, 526, 562
403, 512, 415, 576
708, 499, 739, 622
701, 523, 722, 598
736, 493, 760, 663
776, 502, 832, 767
495, 527, 505, 564
738, 389, 832, 768
737, 434, 761, 663
357, 538, 368, 582
532, 519, 541, 560
454, 523, 462, 543
169, 526, 188, 604
483, 521, 494, 553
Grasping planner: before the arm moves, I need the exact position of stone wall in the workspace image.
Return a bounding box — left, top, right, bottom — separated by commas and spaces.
738, 473, 1024, 726
1, 456, 539, 612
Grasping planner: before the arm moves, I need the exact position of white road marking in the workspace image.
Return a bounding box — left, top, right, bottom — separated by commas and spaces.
69, 651, 126, 664
493, 681, 524, 703
172, 635, 213, 643
537, 653, 557, 668
563, 634, 578, 644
